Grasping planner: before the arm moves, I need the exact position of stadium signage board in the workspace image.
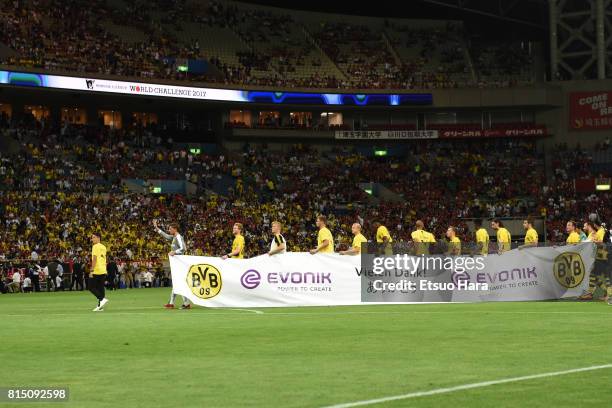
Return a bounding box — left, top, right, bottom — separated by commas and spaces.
169, 244, 595, 308
0, 70, 433, 106
335, 130, 439, 140
335, 128, 547, 140
439, 127, 547, 138
569, 91, 612, 130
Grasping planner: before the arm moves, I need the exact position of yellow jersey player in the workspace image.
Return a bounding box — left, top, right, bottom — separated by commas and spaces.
491, 219, 511, 254
223, 223, 245, 259
90, 232, 109, 312
586, 219, 609, 301
373, 222, 392, 244
474, 219, 489, 255
595, 222, 606, 243
411, 220, 435, 255
446, 226, 461, 255
268, 221, 287, 256
339, 223, 367, 255
373, 221, 392, 255
566, 221, 581, 244
584, 221, 599, 242
519, 217, 538, 250
310, 215, 334, 254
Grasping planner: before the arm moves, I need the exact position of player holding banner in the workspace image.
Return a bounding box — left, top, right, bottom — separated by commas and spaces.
222, 223, 245, 259
267, 221, 287, 256
153, 220, 191, 310
339, 223, 367, 256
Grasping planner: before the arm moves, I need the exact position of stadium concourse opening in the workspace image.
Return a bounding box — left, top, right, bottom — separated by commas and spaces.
1, 0, 612, 407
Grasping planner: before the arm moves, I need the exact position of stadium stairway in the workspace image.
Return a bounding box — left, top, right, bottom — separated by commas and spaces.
382, 31, 403, 67
462, 40, 478, 83
300, 25, 348, 82
359, 182, 403, 204
228, 26, 282, 80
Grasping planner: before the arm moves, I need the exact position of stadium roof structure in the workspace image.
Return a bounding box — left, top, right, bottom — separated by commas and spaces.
414, 0, 548, 28
245, 0, 549, 30
247, 0, 612, 81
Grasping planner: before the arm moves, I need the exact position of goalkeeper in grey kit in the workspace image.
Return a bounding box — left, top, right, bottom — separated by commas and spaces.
153, 220, 191, 309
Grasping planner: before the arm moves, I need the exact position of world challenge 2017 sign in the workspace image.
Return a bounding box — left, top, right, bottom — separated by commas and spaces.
169, 243, 596, 308
0, 70, 432, 106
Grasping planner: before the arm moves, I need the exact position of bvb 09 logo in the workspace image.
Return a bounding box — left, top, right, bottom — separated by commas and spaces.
186, 264, 222, 299
553, 252, 585, 288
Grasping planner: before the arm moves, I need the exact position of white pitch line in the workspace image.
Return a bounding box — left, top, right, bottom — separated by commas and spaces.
322, 364, 612, 408
228, 308, 264, 314
260, 310, 612, 316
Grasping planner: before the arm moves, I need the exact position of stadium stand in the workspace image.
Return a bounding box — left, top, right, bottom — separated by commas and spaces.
3, 2, 612, 407
0, 0, 607, 295
1, 113, 609, 275
0, 0, 537, 89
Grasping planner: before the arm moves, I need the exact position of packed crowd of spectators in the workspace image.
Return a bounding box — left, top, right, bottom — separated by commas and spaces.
543, 144, 612, 242
0, 116, 235, 193
0, 0, 218, 81
2, 115, 611, 281
0, 0, 535, 89
0, 107, 608, 292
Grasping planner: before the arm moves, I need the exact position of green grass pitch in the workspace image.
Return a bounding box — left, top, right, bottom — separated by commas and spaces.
1, 288, 611, 407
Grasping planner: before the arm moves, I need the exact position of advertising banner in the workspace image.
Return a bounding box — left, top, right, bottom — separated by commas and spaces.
0, 70, 432, 106
334, 130, 438, 140
169, 243, 596, 307
569, 91, 612, 130
439, 127, 547, 138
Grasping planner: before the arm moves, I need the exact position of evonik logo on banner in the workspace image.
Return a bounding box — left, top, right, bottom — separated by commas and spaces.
240, 270, 332, 290
241, 270, 261, 289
